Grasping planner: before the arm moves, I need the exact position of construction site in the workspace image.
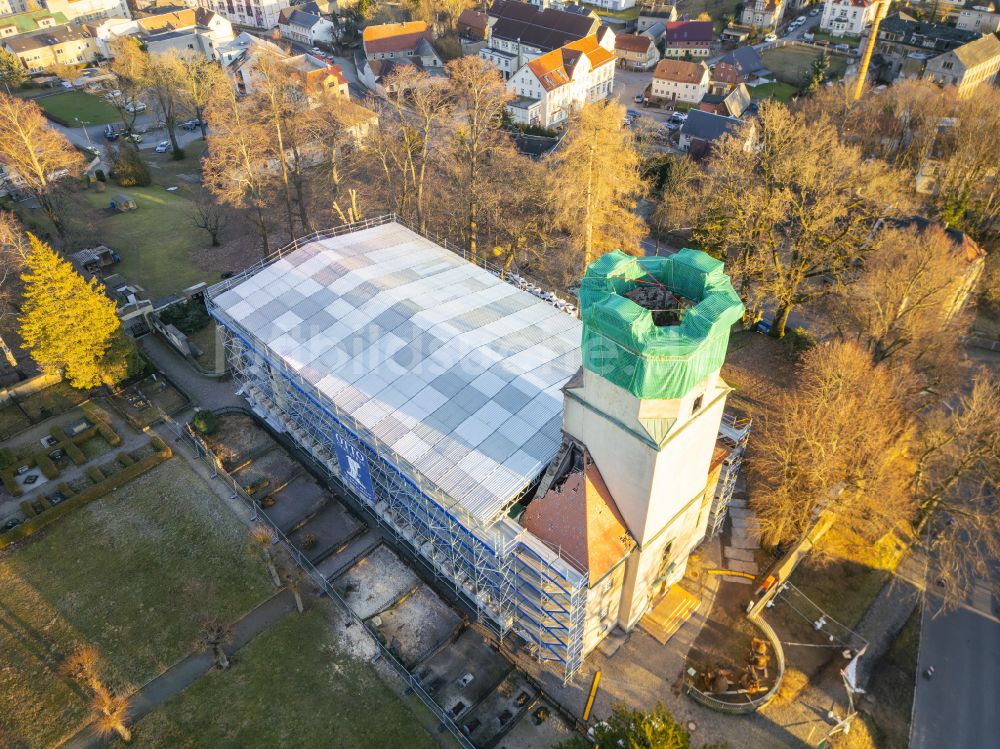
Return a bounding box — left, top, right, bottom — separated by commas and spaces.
205, 216, 750, 683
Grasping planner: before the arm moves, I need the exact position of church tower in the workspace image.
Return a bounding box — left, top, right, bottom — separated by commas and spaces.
561, 249, 744, 630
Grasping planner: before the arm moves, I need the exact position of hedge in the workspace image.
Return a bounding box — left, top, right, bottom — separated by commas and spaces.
3, 471, 21, 497
49, 426, 68, 442
58, 482, 74, 497
0, 448, 13, 470
36, 453, 59, 480
85, 465, 105, 483
117, 452, 135, 467
97, 422, 122, 447
64, 440, 86, 465
19, 500, 35, 518
0, 443, 173, 548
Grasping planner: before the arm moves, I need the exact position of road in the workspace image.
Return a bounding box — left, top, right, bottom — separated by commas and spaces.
910, 582, 1000, 749
52, 111, 205, 161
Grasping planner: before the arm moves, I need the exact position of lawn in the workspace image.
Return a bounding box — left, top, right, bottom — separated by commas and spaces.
37, 91, 120, 125
0, 459, 272, 748
676, 0, 742, 27
80, 186, 212, 298
761, 45, 849, 86
123, 607, 441, 749
748, 81, 799, 102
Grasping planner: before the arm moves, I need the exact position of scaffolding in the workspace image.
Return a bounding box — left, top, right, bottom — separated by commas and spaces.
707, 411, 751, 538
212, 314, 590, 683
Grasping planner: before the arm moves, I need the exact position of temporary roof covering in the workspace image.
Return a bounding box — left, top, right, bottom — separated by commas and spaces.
579, 249, 744, 401
211, 223, 582, 525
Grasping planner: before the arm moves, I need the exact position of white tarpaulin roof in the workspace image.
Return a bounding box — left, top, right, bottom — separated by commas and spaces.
212, 223, 582, 524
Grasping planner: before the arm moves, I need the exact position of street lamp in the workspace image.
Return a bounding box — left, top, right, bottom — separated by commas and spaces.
74, 117, 93, 147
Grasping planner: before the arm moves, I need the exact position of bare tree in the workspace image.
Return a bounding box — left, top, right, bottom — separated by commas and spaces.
547, 99, 647, 271
686, 102, 904, 336
0, 93, 84, 238
192, 197, 227, 247
750, 340, 915, 547
0, 211, 28, 367
177, 53, 226, 140
107, 37, 149, 144
203, 83, 272, 250
64, 645, 133, 743
247, 525, 281, 587
143, 51, 187, 158
912, 371, 1000, 611
196, 616, 233, 669
444, 55, 509, 258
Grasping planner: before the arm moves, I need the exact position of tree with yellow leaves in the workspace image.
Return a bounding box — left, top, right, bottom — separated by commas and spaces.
18, 234, 129, 389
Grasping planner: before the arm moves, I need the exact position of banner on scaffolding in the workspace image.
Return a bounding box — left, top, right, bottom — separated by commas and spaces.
333, 431, 375, 503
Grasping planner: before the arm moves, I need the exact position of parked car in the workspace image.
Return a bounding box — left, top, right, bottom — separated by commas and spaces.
811, 6, 821, 14
669, 112, 688, 123
803, 32, 815, 42
104, 124, 122, 140
764, 33, 777, 42
154, 140, 170, 153
3, 517, 21, 531
125, 101, 147, 114
634, 93, 644, 103
180, 119, 203, 131
835, 43, 851, 52
104, 89, 122, 100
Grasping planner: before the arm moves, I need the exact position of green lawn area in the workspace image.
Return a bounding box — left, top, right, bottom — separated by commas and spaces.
761, 45, 850, 86
748, 81, 799, 102
676, 0, 742, 28
79, 186, 210, 298
37, 91, 120, 125
123, 608, 441, 749
0, 459, 272, 748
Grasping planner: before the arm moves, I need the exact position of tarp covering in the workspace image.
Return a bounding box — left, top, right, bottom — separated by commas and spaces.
579, 249, 744, 400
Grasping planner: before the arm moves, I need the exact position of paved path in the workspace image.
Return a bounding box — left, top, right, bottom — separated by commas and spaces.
137, 334, 242, 410
59, 590, 295, 749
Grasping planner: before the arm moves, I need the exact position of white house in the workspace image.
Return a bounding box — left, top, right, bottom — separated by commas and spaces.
819, 0, 880, 37
506, 33, 616, 128
583, 0, 635, 10
277, 7, 336, 46
43, 0, 130, 23
194, 0, 289, 30
741, 0, 786, 29
651, 58, 709, 103
94, 8, 233, 60
956, 6, 1000, 33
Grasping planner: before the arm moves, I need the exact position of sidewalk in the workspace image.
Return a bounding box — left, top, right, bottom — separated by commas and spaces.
59, 590, 296, 749
137, 334, 242, 410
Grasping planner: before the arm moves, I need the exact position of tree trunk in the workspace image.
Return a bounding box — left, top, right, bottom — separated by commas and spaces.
115, 724, 132, 743
213, 644, 230, 669
266, 560, 281, 587
0, 333, 16, 367
771, 303, 793, 338
292, 588, 304, 614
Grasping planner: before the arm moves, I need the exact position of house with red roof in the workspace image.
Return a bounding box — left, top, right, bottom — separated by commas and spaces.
506, 33, 617, 128
362, 21, 441, 67
614, 32, 659, 70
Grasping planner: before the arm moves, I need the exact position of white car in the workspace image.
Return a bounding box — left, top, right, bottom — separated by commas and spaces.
154, 140, 170, 153
811, 7, 821, 14
765, 33, 778, 42
125, 101, 147, 113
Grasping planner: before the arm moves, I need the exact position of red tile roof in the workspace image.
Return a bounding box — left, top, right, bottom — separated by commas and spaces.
615, 33, 652, 53
522, 455, 635, 582
653, 58, 709, 83
362, 21, 432, 54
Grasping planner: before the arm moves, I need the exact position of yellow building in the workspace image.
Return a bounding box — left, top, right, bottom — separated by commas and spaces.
4, 23, 99, 74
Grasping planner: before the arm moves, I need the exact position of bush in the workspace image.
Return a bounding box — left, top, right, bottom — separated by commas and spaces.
784, 326, 817, 359
19, 500, 35, 517
49, 426, 68, 442
190, 410, 218, 435
117, 451, 135, 467
150, 435, 170, 454
86, 465, 105, 483
36, 453, 59, 480
58, 482, 74, 497
95, 168, 106, 182
0, 447, 13, 470
159, 298, 211, 334
96, 421, 122, 447
111, 146, 152, 187
64, 440, 86, 465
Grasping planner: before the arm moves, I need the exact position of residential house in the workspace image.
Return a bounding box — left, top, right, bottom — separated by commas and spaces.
4, 23, 98, 73
95, 8, 234, 60
698, 83, 750, 117
584, 0, 636, 10
741, 0, 786, 29
221, 30, 286, 92
678, 109, 750, 156
712, 46, 766, 89
284, 52, 348, 96
193, 0, 289, 30
924, 32, 1000, 96
614, 33, 658, 70
663, 20, 713, 58
363, 21, 441, 67
277, 7, 336, 46
870, 13, 981, 81
641, 20, 666, 45
956, 5, 1000, 33
506, 34, 616, 128
42, 0, 131, 23
0, 10, 68, 40
637, 2, 677, 33
820, 0, 880, 38
0, 0, 27, 15
481, 0, 605, 80
650, 58, 709, 102
456, 8, 488, 40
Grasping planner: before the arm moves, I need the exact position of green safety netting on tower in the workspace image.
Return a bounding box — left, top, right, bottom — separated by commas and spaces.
579, 249, 745, 400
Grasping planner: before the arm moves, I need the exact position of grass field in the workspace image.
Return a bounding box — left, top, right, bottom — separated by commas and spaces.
37, 91, 119, 125
123, 607, 441, 749
0, 459, 272, 748
762, 45, 850, 86
748, 81, 799, 102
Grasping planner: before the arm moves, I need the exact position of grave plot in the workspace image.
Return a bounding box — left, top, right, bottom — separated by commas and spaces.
459, 671, 537, 749
261, 474, 329, 532
289, 500, 365, 563
415, 628, 512, 721
335, 544, 419, 619
497, 699, 575, 749
369, 583, 462, 668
